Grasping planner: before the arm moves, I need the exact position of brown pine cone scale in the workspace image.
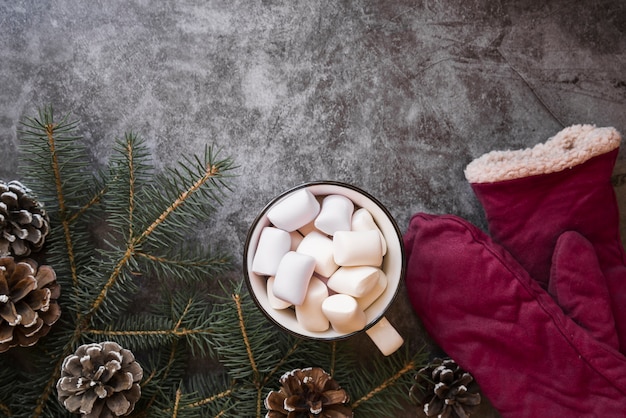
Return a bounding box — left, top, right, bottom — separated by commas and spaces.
410, 358, 481, 418
0, 180, 50, 257
57, 341, 143, 417
265, 367, 353, 417
0, 257, 61, 352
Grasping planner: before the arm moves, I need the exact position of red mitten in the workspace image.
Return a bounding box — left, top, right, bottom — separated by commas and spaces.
465, 124, 626, 353
404, 213, 626, 418
549, 231, 619, 350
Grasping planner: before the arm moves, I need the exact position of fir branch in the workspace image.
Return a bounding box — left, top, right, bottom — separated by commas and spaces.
138, 156, 225, 245
32, 355, 65, 417
144, 343, 179, 411
161, 386, 235, 417
348, 346, 427, 416
134, 148, 235, 250
14, 108, 238, 417
155, 342, 181, 386
208, 288, 286, 417
329, 341, 337, 377
149, 373, 236, 418
19, 106, 101, 287
135, 251, 229, 269
124, 134, 138, 243
44, 116, 78, 288
182, 388, 234, 410
17, 110, 105, 416
260, 339, 302, 387
176, 373, 236, 417
351, 359, 417, 409
86, 248, 134, 318
66, 184, 107, 224
138, 340, 188, 415
86, 143, 230, 321
231, 292, 264, 417
85, 325, 213, 339
172, 387, 182, 418
209, 289, 284, 380
232, 293, 260, 383
85, 291, 216, 357
134, 249, 231, 286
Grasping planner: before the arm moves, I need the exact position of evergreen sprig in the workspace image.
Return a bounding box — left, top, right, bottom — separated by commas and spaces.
3, 106, 237, 417
0, 106, 426, 417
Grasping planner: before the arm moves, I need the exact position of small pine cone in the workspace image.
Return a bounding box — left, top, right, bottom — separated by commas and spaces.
264, 367, 353, 418
410, 358, 481, 418
0, 180, 50, 256
0, 180, 50, 257
0, 257, 61, 352
57, 341, 143, 417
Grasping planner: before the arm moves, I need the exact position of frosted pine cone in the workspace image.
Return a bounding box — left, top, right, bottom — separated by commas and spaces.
0, 257, 61, 352
410, 358, 481, 418
264, 367, 353, 418
57, 341, 143, 417
0, 180, 50, 256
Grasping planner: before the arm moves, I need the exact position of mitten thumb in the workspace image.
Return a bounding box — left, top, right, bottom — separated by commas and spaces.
549, 231, 619, 350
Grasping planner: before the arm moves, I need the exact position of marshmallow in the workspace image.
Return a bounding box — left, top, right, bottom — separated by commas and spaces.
312, 273, 335, 292
252, 227, 291, 276
295, 277, 330, 332
333, 230, 383, 267
289, 230, 304, 251
298, 196, 325, 235
321, 294, 367, 334
297, 218, 319, 236
365, 317, 404, 356
356, 270, 388, 311
272, 251, 316, 306
314, 195, 354, 235
351, 208, 387, 255
296, 231, 339, 278
327, 266, 380, 297
267, 276, 292, 310
267, 188, 320, 232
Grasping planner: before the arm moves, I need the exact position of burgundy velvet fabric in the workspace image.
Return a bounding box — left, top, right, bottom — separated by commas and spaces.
469, 149, 626, 354
404, 213, 626, 418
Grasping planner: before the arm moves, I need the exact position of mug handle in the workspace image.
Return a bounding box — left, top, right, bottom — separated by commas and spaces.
365, 316, 404, 356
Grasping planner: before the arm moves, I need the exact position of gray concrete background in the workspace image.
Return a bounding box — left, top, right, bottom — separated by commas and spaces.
1, 1, 625, 416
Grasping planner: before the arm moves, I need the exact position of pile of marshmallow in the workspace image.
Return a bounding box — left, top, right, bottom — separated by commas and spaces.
251, 188, 389, 335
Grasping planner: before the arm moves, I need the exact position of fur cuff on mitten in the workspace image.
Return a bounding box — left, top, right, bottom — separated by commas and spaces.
464, 124, 620, 183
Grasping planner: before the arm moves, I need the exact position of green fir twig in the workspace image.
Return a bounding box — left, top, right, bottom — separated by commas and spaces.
8, 106, 237, 417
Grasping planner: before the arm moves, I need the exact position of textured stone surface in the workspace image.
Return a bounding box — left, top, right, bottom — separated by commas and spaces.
1, 1, 625, 416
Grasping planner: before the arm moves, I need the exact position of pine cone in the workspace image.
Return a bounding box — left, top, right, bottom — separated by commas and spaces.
0, 257, 61, 352
264, 367, 353, 418
57, 341, 143, 417
410, 358, 481, 418
0, 180, 50, 257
